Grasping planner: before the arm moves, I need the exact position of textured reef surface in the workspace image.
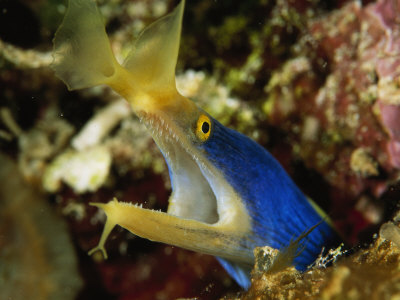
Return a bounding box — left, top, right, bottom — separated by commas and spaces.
245, 219, 400, 299
1, 0, 400, 299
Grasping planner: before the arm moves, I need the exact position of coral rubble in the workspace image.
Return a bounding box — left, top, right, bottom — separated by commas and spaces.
242, 216, 400, 300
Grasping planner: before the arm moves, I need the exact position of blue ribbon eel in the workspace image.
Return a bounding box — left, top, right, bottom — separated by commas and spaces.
52, 0, 341, 289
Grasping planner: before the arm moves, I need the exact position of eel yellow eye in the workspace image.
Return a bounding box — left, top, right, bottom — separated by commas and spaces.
196, 114, 212, 142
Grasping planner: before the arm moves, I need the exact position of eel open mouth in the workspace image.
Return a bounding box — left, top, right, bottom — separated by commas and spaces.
88, 110, 253, 264
139, 111, 220, 224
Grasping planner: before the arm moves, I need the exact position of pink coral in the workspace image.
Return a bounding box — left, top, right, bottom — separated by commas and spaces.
265, 0, 400, 240
368, 0, 400, 169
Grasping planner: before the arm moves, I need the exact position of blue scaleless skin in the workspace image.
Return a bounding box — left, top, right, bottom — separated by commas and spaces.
52, 0, 341, 289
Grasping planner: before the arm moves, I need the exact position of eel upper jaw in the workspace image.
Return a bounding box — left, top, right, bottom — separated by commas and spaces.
138, 111, 240, 227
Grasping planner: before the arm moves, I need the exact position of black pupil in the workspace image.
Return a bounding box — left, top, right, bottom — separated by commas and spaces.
201, 121, 210, 134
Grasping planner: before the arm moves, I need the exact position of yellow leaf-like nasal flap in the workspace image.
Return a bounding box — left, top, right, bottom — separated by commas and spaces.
52, 0, 191, 114
123, 0, 185, 93
52, 0, 118, 90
